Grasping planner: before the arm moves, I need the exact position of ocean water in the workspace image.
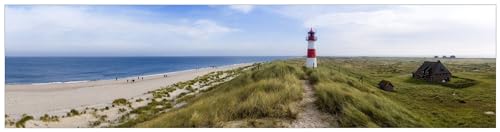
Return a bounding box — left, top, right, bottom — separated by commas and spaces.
5, 56, 292, 84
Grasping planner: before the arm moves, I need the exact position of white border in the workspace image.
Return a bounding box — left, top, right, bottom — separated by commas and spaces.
1, 0, 498, 132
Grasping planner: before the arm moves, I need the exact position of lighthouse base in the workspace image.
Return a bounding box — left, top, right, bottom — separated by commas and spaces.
306, 58, 317, 68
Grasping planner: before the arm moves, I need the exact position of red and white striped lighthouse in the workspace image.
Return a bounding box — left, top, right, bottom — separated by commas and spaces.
306, 28, 317, 68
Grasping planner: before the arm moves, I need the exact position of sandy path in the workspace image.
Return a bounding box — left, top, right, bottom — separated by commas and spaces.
289, 80, 336, 128
5, 63, 252, 117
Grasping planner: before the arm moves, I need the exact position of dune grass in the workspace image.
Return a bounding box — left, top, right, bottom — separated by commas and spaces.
310, 59, 428, 127
113, 57, 494, 128
114, 65, 254, 127
134, 61, 305, 127
313, 57, 495, 127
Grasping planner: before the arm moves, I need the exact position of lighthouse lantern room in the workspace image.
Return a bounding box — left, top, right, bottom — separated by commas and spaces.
306, 28, 317, 68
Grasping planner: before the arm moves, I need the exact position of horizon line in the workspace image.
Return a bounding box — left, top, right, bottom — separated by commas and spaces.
4, 55, 496, 59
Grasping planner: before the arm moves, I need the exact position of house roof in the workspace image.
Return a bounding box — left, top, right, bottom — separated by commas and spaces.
415, 60, 451, 74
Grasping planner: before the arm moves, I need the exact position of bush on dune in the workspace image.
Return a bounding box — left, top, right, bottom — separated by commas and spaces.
16, 114, 33, 128
113, 98, 131, 106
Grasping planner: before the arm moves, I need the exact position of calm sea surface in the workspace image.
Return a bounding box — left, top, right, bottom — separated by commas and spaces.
5, 56, 293, 84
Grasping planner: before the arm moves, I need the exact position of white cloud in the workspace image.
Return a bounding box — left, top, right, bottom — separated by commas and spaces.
228, 5, 254, 14
5, 6, 238, 56
276, 5, 496, 58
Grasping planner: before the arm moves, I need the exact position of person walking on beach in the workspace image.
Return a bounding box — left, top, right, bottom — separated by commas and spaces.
142, 77, 143, 80
127, 80, 129, 83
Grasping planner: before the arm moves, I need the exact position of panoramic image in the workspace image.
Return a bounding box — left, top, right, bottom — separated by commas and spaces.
3, 5, 496, 128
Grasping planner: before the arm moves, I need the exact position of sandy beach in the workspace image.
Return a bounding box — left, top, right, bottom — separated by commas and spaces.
5, 63, 253, 118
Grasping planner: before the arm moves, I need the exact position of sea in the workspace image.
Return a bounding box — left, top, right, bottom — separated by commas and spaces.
5, 56, 293, 84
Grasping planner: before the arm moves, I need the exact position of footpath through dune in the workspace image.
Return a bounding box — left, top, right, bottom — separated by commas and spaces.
289, 80, 337, 128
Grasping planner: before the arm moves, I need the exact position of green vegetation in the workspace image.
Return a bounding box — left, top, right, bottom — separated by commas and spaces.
119, 108, 127, 113
90, 114, 108, 127
16, 114, 34, 128
176, 94, 196, 103
67, 109, 80, 117
133, 61, 305, 127
109, 58, 494, 128
113, 64, 256, 127
40, 114, 59, 122
117, 99, 173, 127
310, 61, 427, 127
312, 57, 495, 127
405, 76, 478, 89
177, 92, 188, 98
113, 98, 131, 106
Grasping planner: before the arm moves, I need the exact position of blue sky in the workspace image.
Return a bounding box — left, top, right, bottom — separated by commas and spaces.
5, 5, 496, 57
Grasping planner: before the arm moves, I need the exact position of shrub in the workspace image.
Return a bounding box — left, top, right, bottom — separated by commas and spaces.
16, 114, 33, 128
67, 109, 80, 117
40, 114, 59, 122
89, 121, 102, 127
119, 108, 127, 113
113, 98, 131, 106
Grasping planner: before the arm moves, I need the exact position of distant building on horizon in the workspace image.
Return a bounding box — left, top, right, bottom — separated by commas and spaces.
305, 28, 317, 68
450, 55, 456, 59
434, 56, 439, 59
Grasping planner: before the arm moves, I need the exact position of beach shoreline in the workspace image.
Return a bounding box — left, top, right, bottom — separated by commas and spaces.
5, 62, 255, 118
6, 63, 254, 92
6, 62, 258, 86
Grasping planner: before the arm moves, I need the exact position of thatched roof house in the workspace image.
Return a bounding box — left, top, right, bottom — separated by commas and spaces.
378, 80, 394, 91
412, 60, 452, 82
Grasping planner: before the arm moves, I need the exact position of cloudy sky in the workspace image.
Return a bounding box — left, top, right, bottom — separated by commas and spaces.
5, 5, 496, 57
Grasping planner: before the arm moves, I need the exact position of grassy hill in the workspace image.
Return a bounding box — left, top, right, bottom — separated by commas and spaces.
312, 57, 495, 127
127, 57, 495, 128
135, 61, 306, 127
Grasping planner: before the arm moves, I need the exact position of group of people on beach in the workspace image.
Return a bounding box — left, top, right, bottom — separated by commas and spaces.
125, 76, 143, 83
118, 74, 168, 83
